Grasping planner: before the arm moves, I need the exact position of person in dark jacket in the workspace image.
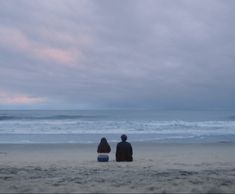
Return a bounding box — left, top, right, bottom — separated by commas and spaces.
97, 137, 111, 162
116, 134, 133, 162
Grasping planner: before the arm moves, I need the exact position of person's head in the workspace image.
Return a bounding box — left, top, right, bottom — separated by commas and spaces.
100, 137, 108, 144
121, 134, 127, 142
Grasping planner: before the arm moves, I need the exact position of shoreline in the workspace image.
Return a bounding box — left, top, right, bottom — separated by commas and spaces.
1, 133, 235, 144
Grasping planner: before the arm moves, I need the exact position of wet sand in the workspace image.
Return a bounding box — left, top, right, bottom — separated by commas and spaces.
0, 143, 235, 193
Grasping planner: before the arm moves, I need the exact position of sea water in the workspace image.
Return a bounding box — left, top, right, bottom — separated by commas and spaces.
0, 110, 235, 144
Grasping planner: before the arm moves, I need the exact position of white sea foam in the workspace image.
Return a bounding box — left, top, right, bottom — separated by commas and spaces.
1, 110, 235, 143
0, 119, 235, 135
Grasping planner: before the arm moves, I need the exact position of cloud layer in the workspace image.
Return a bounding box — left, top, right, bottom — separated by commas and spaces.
0, 0, 235, 109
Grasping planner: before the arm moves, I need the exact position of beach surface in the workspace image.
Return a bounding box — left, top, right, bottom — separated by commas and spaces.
0, 143, 235, 193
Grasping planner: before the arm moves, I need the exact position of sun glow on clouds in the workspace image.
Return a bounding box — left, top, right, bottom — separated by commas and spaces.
0, 91, 46, 105
35, 47, 75, 64
0, 27, 81, 65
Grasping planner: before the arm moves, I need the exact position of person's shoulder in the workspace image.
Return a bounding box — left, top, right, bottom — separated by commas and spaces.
117, 142, 122, 146
126, 142, 132, 146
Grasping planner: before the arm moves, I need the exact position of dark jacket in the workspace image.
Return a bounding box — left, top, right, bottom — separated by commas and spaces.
116, 141, 133, 162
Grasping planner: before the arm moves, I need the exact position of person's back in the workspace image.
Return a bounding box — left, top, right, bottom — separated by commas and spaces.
97, 137, 111, 162
116, 134, 133, 162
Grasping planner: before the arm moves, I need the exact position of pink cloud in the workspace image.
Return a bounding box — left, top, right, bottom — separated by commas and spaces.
0, 91, 46, 105
0, 27, 30, 50
35, 47, 75, 64
0, 26, 83, 65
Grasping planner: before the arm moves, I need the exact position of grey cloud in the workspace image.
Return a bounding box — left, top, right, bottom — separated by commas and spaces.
0, 0, 235, 109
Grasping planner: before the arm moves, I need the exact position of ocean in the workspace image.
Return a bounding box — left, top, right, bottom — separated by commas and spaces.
0, 110, 235, 144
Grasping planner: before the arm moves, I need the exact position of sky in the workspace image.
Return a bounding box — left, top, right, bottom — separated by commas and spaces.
0, 0, 235, 110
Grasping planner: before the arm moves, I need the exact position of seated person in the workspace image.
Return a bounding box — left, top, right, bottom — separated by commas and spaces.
116, 134, 133, 162
97, 137, 111, 162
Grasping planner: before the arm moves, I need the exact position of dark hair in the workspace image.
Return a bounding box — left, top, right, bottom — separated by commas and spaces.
97, 137, 111, 153
121, 134, 127, 142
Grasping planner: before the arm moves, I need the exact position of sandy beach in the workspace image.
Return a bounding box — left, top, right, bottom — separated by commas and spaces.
0, 142, 235, 193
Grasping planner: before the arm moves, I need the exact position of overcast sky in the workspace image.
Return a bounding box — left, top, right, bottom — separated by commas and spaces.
0, 0, 235, 110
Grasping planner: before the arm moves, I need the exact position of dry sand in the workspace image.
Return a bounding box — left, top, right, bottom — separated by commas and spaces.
0, 142, 235, 193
